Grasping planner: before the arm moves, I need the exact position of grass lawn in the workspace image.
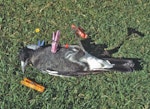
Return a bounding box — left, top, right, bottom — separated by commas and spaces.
0, 0, 150, 109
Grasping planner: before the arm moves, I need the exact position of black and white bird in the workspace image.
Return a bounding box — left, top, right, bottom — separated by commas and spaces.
19, 42, 135, 77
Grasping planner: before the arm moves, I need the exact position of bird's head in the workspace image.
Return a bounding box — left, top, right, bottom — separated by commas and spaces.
19, 47, 34, 73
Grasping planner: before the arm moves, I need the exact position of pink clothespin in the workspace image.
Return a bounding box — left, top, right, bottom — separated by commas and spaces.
51, 30, 60, 53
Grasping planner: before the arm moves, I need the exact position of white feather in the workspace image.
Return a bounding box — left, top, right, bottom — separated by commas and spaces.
42, 70, 70, 77
80, 52, 114, 70
26, 44, 40, 50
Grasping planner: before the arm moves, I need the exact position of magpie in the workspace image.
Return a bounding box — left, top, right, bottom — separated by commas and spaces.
19, 43, 135, 77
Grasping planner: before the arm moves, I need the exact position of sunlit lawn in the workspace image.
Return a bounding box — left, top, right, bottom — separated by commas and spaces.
0, 0, 150, 109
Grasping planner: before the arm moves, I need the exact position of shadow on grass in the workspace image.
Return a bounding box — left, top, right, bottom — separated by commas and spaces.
127, 27, 145, 37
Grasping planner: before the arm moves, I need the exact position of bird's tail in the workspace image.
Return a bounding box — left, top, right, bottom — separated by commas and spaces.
103, 58, 136, 72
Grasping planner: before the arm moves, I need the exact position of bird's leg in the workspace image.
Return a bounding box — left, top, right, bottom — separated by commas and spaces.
75, 34, 86, 52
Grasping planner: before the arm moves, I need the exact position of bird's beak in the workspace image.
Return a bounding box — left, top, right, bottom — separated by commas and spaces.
21, 61, 27, 73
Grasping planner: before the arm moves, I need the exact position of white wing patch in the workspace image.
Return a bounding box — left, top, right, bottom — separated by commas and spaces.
43, 70, 70, 77
80, 52, 114, 70
26, 44, 40, 50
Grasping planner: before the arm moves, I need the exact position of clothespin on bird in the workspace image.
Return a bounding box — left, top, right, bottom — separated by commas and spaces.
71, 24, 88, 39
51, 30, 60, 53
21, 78, 45, 93
38, 40, 45, 46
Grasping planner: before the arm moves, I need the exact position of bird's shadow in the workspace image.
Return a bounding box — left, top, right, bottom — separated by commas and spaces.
127, 27, 145, 37
81, 27, 144, 71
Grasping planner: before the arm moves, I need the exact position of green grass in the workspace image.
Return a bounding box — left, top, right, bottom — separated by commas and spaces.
0, 0, 150, 109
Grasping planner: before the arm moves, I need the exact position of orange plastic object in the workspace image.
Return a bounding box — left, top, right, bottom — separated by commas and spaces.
64, 43, 69, 48
21, 78, 45, 93
71, 24, 88, 39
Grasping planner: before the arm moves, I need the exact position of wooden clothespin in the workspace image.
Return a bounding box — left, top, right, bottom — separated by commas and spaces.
21, 78, 45, 93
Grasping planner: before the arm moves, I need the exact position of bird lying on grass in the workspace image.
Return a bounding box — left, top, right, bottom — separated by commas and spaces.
19, 42, 135, 77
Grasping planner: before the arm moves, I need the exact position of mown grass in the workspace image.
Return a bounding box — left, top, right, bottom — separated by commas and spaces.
0, 0, 150, 109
